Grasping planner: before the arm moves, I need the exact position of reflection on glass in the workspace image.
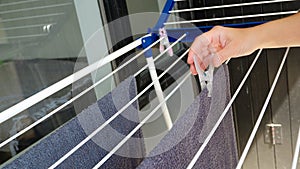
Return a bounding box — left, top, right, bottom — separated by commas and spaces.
0, 0, 91, 164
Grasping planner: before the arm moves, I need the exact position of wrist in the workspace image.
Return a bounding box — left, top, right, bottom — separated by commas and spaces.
245, 26, 264, 51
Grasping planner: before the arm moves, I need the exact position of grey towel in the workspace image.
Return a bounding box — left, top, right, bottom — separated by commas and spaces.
3, 76, 145, 169
137, 64, 238, 169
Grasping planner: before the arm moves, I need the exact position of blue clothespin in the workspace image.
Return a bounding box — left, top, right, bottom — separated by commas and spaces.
193, 55, 214, 97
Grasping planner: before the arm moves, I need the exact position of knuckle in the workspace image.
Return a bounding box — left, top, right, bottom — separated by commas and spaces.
195, 35, 203, 42
212, 26, 221, 31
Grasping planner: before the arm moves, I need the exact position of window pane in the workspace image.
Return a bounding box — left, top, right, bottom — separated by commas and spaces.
0, 0, 90, 164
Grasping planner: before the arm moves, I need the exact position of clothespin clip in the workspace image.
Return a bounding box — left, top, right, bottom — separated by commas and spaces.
193, 55, 214, 97
159, 27, 173, 56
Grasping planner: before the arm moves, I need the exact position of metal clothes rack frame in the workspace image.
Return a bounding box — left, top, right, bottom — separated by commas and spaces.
0, 0, 299, 168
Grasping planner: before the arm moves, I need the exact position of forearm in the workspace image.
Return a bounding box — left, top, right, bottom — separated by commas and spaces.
249, 12, 300, 49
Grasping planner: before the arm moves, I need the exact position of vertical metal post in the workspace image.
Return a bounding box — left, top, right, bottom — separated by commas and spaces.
142, 33, 173, 130
146, 56, 173, 130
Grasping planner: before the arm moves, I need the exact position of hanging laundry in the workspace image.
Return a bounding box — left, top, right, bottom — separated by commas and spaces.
137, 64, 238, 169
2, 76, 145, 169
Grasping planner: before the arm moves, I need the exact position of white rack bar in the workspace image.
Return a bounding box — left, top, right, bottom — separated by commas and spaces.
292, 126, 300, 169
147, 57, 173, 130
49, 46, 189, 169
165, 11, 298, 25
0, 3, 72, 15
144, 33, 187, 130
0, 35, 149, 125
174, 0, 186, 2
186, 49, 263, 169
225, 59, 231, 65
236, 47, 290, 169
170, 0, 296, 13
0, 36, 162, 149
93, 52, 191, 169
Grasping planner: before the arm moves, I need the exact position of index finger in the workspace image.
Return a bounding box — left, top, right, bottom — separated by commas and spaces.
187, 49, 196, 65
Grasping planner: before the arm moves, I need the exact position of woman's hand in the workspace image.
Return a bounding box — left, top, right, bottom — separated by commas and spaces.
187, 26, 258, 75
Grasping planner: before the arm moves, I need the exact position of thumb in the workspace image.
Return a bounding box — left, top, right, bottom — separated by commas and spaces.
213, 44, 233, 67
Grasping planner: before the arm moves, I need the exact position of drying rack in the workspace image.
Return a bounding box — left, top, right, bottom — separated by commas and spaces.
0, 0, 299, 168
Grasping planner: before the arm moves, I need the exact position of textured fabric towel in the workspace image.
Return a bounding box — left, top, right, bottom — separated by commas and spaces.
3, 76, 145, 169
137, 64, 238, 169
